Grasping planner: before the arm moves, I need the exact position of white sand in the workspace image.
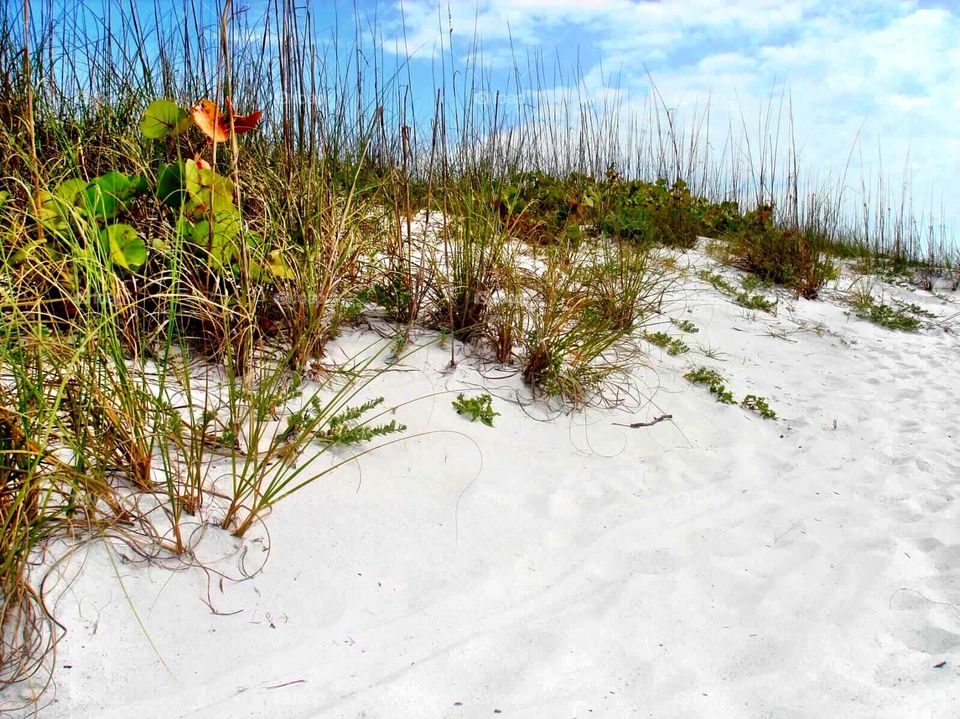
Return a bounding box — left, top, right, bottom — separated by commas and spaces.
15, 245, 960, 718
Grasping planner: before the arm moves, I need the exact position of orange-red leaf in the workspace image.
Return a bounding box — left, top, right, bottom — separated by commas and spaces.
191, 99, 228, 142
190, 97, 262, 143
225, 97, 263, 135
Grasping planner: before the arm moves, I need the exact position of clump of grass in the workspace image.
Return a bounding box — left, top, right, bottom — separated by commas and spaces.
672, 318, 699, 333
519, 240, 666, 407
433, 183, 510, 342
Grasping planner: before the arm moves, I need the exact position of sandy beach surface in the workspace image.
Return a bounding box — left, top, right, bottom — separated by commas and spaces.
18, 245, 960, 718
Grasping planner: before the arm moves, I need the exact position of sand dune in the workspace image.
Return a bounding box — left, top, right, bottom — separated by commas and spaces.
22, 245, 960, 718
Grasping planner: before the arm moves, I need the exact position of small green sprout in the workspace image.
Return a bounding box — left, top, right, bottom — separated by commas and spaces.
452, 393, 499, 427
741, 394, 777, 419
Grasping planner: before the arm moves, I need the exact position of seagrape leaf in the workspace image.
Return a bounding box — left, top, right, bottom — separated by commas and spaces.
140, 99, 192, 139
157, 162, 186, 208
191, 207, 242, 269
99, 223, 147, 271
265, 248, 296, 281
191, 97, 262, 143
182, 159, 235, 219
84, 172, 146, 222
38, 179, 82, 232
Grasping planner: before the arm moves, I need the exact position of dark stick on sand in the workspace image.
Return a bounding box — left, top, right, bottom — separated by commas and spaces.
613, 414, 673, 428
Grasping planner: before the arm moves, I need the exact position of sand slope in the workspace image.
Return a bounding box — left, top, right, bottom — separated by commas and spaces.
17, 247, 960, 718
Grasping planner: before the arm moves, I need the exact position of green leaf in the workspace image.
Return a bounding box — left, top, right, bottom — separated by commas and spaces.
182, 160, 235, 219
140, 99, 192, 139
83, 172, 146, 222
261, 247, 297, 281
56, 178, 89, 205
191, 207, 242, 269
157, 162, 186, 208
9, 239, 52, 265
37, 191, 68, 231
37, 178, 88, 232
99, 223, 147, 271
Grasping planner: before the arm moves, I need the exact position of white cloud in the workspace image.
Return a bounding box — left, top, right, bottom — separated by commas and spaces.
385, 0, 960, 240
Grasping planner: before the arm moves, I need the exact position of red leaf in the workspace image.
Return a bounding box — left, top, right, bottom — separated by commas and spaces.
225, 96, 263, 135
190, 97, 262, 143
191, 99, 228, 143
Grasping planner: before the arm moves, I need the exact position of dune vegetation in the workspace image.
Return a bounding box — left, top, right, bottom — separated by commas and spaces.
0, 0, 956, 710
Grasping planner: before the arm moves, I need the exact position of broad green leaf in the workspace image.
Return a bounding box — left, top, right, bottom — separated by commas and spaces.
57, 178, 88, 206
157, 162, 186, 208
38, 179, 88, 232
38, 178, 90, 232
191, 208, 242, 269
99, 223, 147, 271
183, 159, 202, 197
83, 172, 146, 222
9, 239, 52, 265
140, 99, 192, 139
199, 167, 233, 202
38, 190, 69, 231
265, 248, 296, 281
182, 160, 236, 219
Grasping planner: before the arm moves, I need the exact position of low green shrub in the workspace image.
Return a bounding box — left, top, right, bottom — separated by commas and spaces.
452, 393, 499, 427
734, 291, 776, 312
741, 394, 777, 419
684, 366, 735, 404
697, 269, 738, 295
852, 298, 922, 331
724, 205, 835, 299
667, 338, 689, 355
643, 331, 672, 348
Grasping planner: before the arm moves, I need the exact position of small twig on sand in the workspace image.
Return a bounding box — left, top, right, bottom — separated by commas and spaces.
265, 679, 307, 690
613, 414, 673, 428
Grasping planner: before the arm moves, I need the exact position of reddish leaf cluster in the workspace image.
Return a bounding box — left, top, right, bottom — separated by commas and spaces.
190, 97, 262, 142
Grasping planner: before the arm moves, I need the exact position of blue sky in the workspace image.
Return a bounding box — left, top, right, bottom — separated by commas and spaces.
34, 0, 960, 246
317, 0, 959, 245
